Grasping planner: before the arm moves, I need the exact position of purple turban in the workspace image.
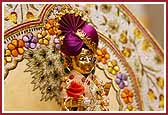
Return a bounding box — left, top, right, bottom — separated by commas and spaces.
59, 14, 98, 56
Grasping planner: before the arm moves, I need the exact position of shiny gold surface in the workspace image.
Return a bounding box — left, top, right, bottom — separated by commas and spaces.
72, 48, 96, 75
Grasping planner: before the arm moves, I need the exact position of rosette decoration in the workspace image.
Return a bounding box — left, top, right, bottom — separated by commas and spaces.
67, 81, 84, 99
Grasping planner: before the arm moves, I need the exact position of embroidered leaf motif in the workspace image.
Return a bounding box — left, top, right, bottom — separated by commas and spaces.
147, 88, 157, 101
29, 4, 39, 11
6, 4, 13, 8
100, 15, 107, 25
5, 12, 17, 24
144, 65, 160, 73
159, 94, 164, 108
142, 39, 152, 51
26, 11, 35, 21
154, 55, 163, 64
156, 77, 164, 89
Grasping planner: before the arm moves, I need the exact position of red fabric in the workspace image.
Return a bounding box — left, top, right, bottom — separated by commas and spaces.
67, 81, 84, 98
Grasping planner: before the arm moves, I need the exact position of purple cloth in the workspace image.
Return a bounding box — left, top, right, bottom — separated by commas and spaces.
59, 14, 98, 56
81, 24, 98, 48
61, 32, 84, 56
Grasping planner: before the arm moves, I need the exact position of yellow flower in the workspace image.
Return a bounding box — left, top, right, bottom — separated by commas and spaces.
125, 104, 136, 111
133, 28, 142, 39
108, 20, 119, 34
159, 94, 164, 108
100, 4, 112, 14
37, 30, 51, 45
122, 47, 131, 58
119, 31, 128, 44
5, 12, 17, 24
142, 39, 152, 51
108, 60, 120, 75
26, 11, 35, 21
154, 55, 163, 64
156, 77, 164, 89
83, 4, 96, 14
4, 49, 12, 64
147, 88, 157, 101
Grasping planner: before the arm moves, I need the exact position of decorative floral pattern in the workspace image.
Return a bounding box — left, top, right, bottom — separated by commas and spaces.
3, 4, 164, 111
37, 30, 51, 45
133, 28, 143, 39
97, 48, 110, 64
115, 73, 128, 89
107, 60, 120, 75
4, 49, 12, 64
7, 39, 25, 57
121, 47, 132, 58
22, 32, 38, 49
126, 104, 136, 111
67, 81, 84, 98
119, 31, 128, 44
121, 88, 133, 104
100, 4, 112, 14
4, 4, 44, 29
108, 20, 119, 34
54, 38, 61, 49
44, 19, 61, 36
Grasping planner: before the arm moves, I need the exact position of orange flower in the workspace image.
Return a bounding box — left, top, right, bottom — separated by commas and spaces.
121, 88, 133, 104
7, 39, 25, 57
97, 48, 110, 64
44, 19, 61, 36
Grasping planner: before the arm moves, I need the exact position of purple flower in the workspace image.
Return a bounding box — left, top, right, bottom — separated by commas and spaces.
115, 73, 128, 89
22, 32, 38, 49
54, 38, 61, 49
53, 6, 62, 14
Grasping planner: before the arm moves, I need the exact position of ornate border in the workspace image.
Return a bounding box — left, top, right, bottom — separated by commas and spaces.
3, 4, 164, 111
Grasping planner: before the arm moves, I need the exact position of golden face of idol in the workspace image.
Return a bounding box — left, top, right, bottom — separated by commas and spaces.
72, 48, 96, 75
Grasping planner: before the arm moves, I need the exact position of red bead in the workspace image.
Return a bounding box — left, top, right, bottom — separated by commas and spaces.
87, 80, 90, 85
81, 77, 86, 82
91, 75, 96, 80
69, 75, 74, 79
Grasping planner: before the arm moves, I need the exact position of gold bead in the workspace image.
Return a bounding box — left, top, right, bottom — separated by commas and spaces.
45, 35, 51, 41
38, 39, 43, 44
114, 66, 119, 72
6, 56, 12, 62
111, 70, 116, 75
41, 30, 47, 37
43, 39, 49, 45
5, 49, 11, 56
111, 60, 117, 66
37, 33, 43, 39
44, 23, 51, 30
